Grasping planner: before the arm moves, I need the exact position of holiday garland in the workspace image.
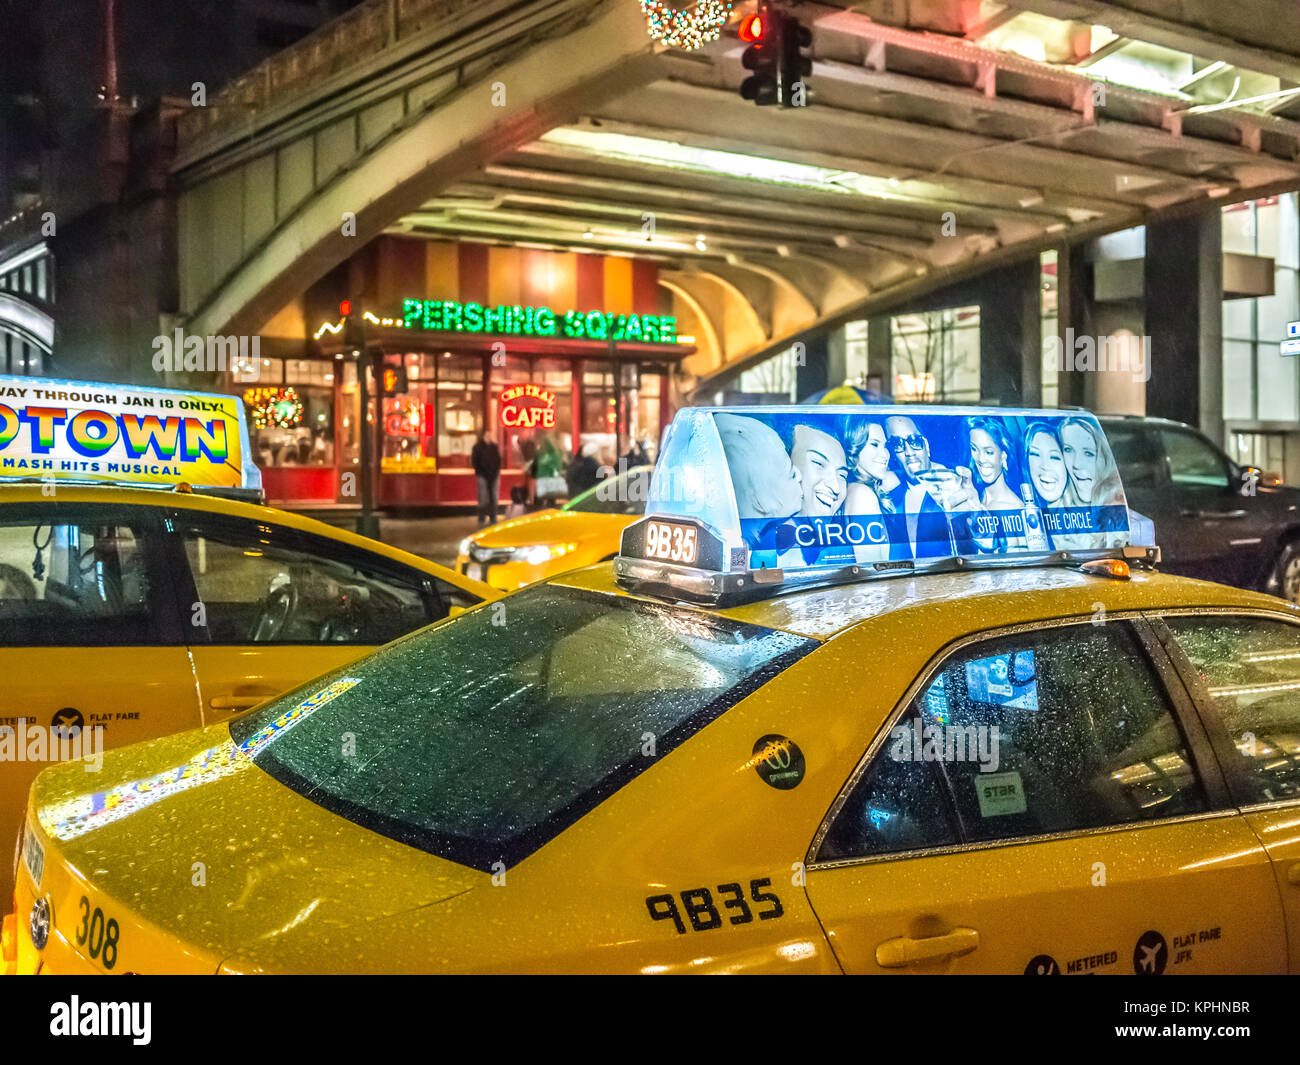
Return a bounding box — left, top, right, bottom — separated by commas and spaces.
639, 1, 735, 50
244, 387, 304, 429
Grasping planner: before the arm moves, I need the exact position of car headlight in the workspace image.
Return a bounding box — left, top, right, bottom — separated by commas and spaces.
458, 538, 472, 557
513, 543, 578, 566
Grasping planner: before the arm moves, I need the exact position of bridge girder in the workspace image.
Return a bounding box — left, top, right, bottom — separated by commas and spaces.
175, 0, 1300, 388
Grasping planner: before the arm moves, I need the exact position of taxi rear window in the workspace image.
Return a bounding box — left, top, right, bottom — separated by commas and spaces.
230, 585, 814, 871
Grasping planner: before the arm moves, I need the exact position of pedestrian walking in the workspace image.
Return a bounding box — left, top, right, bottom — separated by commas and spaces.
532, 437, 567, 508
471, 433, 502, 526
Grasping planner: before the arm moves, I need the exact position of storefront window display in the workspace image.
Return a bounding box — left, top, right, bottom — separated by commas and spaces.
241, 358, 336, 469
632, 372, 662, 460
380, 352, 437, 473
492, 356, 548, 472
279, 341, 680, 509
508, 356, 574, 469
580, 366, 620, 468
435, 353, 485, 470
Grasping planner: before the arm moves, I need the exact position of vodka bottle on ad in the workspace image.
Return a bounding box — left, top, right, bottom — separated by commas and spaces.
1020, 483, 1051, 552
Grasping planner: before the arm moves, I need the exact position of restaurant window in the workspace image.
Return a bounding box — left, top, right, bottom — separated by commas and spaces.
532, 357, 574, 463
243, 357, 335, 468
338, 359, 361, 476
630, 371, 662, 461
436, 353, 483, 469
491, 356, 535, 472
581, 364, 619, 469
382, 352, 436, 473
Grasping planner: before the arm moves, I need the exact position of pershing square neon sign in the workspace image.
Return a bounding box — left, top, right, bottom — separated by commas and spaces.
402, 299, 678, 344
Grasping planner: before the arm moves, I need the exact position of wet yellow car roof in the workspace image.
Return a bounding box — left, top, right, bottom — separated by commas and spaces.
0, 482, 487, 593
553, 562, 1297, 641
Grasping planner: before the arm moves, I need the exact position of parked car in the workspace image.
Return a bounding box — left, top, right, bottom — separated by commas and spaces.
1099, 414, 1300, 600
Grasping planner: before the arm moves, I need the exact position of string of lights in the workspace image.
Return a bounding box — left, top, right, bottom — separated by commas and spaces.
638, 1, 735, 51
244, 386, 304, 429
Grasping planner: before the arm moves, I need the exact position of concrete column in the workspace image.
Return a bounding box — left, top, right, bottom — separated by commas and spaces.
1054, 243, 1093, 409
795, 332, 830, 401
867, 315, 892, 394
1144, 210, 1224, 437
826, 325, 848, 389
978, 258, 1041, 406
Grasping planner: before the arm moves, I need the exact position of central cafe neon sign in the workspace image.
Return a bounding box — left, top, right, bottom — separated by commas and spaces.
499, 384, 556, 429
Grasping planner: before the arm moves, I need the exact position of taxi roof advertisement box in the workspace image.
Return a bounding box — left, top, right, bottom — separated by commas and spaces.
646, 406, 1131, 571
0, 374, 261, 493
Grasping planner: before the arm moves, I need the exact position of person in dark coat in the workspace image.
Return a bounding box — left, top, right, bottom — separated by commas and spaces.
623, 439, 652, 468
566, 443, 601, 498
471, 433, 502, 526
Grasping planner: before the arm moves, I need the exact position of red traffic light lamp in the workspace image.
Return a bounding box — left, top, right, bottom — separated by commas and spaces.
739, 4, 812, 108
740, 4, 780, 106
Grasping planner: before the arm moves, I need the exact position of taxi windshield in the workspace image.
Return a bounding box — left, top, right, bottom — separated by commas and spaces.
561, 466, 651, 515
230, 585, 813, 871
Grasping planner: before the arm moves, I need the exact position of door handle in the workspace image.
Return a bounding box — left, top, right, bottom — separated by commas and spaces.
876, 927, 979, 968
1287, 863, 1300, 886
208, 694, 273, 712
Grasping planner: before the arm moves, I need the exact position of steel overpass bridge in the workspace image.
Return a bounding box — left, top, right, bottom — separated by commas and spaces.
0, 210, 55, 375
172, 0, 1300, 388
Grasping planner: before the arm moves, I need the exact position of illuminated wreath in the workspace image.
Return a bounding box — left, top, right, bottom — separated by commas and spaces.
244, 386, 304, 429
639, 1, 735, 50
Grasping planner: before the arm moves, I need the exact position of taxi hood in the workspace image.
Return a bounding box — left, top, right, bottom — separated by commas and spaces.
28, 724, 483, 970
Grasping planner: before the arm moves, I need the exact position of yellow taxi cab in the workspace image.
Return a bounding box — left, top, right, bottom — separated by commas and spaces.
0, 375, 492, 906
6, 405, 1299, 975
456, 465, 651, 590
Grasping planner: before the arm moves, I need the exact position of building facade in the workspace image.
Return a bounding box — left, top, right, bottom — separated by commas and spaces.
232, 237, 688, 507
716, 193, 1300, 483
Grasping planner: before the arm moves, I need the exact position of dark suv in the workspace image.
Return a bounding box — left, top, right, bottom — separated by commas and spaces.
1099, 415, 1300, 601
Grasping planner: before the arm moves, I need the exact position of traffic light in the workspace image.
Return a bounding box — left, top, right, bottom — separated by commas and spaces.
382, 365, 409, 396
740, 5, 779, 106
340, 299, 365, 348
739, 6, 812, 109
779, 14, 812, 108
